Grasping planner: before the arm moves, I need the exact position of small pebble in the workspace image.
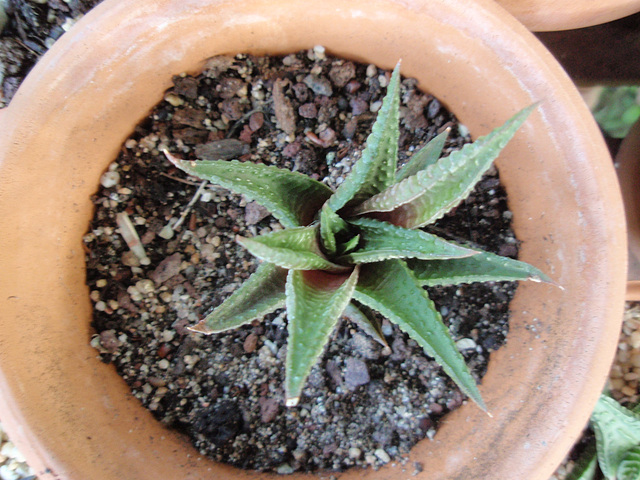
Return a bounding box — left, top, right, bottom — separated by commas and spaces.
100, 171, 120, 188
374, 448, 391, 464
276, 463, 294, 475
456, 338, 477, 350
348, 447, 362, 459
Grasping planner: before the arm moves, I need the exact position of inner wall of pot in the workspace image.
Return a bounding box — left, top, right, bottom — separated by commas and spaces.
0, 0, 624, 479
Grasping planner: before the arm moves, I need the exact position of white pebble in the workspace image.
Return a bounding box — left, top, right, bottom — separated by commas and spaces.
348, 447, 362, 459
276, 463, 294, 474
366, 64, 377, 77
313, 45, 326, 59
100, 171, 120, 188
374, 448, 390, 464
159, 225, 175, 240
456, 338, 477, 350
162, 330, 176, 342
0, 442, 24, 463
136, 279, 155, 294
0, 464, 22, 480
164, 93, 185, 107
158, 359, 170, 370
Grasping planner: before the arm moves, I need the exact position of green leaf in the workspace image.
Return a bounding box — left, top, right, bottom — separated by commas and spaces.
237, 225, 349, 272
340, 234, 361, 255
342, 301, 390, 351
565, 440, 598, 480
619, 446, 640, 480
189, 262, 287, 333
320, 203, 349, 256
352, 259, 485, 409
352, 104, 537, 229
593, 86, 640, 138
591, 395, 640, 479
407, 248, 551, 286
342, 217, 477, 264
396, 128, 449, 181
164, 151, 332, 227
285, 267, 360, 406
327, 63, 401, 212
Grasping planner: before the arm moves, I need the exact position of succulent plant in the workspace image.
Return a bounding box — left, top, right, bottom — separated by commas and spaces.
164, 63, 549, 409
566, 395, 640, 480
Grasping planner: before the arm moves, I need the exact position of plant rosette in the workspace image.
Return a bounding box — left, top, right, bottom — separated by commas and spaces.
162, 63, 548, 411
0, 0, 626, 480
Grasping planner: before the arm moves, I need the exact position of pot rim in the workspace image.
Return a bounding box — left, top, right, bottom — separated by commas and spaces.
0, 0, 626, 479
495, 0, 640, 31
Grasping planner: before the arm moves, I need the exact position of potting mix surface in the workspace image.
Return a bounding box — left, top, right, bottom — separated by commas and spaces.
84, 49, 518, 472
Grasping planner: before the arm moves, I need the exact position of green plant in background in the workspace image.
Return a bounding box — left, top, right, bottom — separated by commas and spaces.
164, 63, 549, 409
567, 394, 640, 480
593, 87, 640, 139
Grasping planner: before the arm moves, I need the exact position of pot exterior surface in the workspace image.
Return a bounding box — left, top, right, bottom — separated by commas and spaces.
615, 118, 640, 299
0, 0, 626, 479
496, 0, 640, 31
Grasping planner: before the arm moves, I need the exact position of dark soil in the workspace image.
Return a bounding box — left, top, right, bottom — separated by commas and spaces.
84, 49, 519, 473
0, 0, 103, 107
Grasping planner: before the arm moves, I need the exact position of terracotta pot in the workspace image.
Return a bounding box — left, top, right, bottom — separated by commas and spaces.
615, 118, 640, 301
495, 0, 640, 31
0, 0, 626, 479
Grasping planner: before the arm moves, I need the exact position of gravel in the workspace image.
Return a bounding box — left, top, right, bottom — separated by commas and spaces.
0, 426, 35, 480
1, 1, 634, 478
83, 49, 518, 472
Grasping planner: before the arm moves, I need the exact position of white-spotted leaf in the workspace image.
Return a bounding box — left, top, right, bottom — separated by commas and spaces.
396, 128, 449, 181
352, 259, 485, 409
407, 248, 551, 286
237, 225, 349, 272
342, 217, 477, 264
592, 395, 640, 479
190, 262, 287, 333
165, 151, 332, 227
327, 63, 401, 212
352, 104, 537, 229
285, 267, 360, 406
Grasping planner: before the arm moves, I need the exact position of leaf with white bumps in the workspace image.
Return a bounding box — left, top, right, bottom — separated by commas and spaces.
165, 151, 332, 227
190, 262, 287, 334
327, 63, 401, 212
285, 267, 360, 405
237, 225, 349, 272
407, 248, 551, 286
343, 217, 477, 264
353, 259, 485, 409
352, 104, 537, 229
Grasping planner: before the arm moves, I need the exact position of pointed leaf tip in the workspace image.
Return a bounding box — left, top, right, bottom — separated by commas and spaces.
162, 151, 333, 228
355, 103, 538, 229
286, 397, 300, 407
326, 62, 402, 212
353, 260, 485, 410
190, 262, 287, 333
187, 321, 213, 334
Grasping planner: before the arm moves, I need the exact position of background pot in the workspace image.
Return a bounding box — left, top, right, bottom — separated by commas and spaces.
615, 117, 640, 300
495, 0, 640, 31
0, 0, 626, 479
